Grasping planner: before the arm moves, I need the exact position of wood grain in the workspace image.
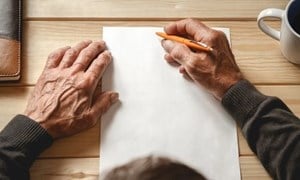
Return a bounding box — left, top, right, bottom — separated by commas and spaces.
240, 156, 271, 180
238, 129, 253, 155
31, 158, 99, 180
13, 20, 300, 86
30, 156, 271, 180
24, 0, 287, 19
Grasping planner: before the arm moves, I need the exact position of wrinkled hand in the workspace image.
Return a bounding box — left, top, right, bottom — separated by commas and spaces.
161, 19, 243, 100
24, 40, 118, 139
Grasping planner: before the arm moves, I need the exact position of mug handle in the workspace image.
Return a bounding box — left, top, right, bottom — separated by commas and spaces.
257, 8, 284, 40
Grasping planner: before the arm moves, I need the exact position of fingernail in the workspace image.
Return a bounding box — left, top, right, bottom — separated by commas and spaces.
160, 39, 167, 49
161, 40, 174, 53
99, 40, 106, 45
103, 50, 113, 62
105, 50, 112, 56
111, 92, 119, 103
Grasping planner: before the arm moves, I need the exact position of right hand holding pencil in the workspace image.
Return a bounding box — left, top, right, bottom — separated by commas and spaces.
160, 18, 243, 100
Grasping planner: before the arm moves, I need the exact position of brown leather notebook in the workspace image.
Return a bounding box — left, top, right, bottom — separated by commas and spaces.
0, 0, 21, 81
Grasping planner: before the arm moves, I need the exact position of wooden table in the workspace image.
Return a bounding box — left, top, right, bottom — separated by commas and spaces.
1, 0, 299, 179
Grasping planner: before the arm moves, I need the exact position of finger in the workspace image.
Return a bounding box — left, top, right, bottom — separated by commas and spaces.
179, 65, 186, 74
90, 91, 119, 118
59, 40, 92, 69
164, 18, 210, 41
161, 40, 191, 65
86, 50, 112, 86
45, 46, 71, 69
72, 41, 106, 72
164, 54, 180, 66
179, 65, 193, 80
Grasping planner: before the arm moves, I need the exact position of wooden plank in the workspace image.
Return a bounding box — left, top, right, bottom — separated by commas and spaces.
24, 0, 286, 19
30, 156, 271, 180
41, 124, 100, 158
238, 128, 253, 156
31, 158, 99, 180
0, 87, 100, 158
240, 156, 271, 180
16, 21, 300, 86
258, 86, 300, 115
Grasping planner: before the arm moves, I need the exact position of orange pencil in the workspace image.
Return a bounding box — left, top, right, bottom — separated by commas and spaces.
156, 32, 213, 52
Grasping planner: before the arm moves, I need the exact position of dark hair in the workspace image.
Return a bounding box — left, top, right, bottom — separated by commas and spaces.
102, 155, 206, 180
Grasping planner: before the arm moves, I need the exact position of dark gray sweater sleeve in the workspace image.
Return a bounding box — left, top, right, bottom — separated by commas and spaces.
222, 80, 300, 180
0, 115, 53, 180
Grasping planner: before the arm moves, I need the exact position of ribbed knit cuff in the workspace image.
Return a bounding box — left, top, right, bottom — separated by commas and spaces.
221, 80, 267, 127
0, 115, 53, 166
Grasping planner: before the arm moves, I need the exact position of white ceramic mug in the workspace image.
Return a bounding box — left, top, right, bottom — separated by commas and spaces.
257, 0, 300, 64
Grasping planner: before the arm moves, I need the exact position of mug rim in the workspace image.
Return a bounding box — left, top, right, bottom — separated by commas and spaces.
285, 0, 300, 38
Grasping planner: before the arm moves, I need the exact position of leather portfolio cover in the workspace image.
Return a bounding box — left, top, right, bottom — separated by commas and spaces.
0, 0, 21, 81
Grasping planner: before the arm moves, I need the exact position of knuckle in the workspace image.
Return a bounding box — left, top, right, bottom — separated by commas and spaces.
65, 49, 77, 58
77, 82, 90, 91
186, 56, 201, 72
170, 45, 184, 59
87, 71, 99, 83
88, 73, 98, 83
70, 63, 83, 74
95, 60, 106, 69
82, 49, 95, 59
210, 30, 225, 42
93, 41, 105, 51
76, 78, 92, 89
48, 52, 60, 60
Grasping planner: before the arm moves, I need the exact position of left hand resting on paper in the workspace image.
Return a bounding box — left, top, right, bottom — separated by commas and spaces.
23, 40, 119, 139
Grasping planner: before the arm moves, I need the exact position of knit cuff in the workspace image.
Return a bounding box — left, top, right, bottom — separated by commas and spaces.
221, 80, 267, 127
0, 115, 53, 164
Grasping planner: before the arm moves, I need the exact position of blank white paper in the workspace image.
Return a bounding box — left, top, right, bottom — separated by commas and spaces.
100, 27, 240, 180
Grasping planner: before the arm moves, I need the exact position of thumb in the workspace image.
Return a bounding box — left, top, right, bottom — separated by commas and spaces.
161, 40, 191, 65
90, 91, 119, 117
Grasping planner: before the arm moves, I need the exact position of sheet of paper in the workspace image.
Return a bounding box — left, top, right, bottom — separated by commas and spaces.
100, 27, 240, 180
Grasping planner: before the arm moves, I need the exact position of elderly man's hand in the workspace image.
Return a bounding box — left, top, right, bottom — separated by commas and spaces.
161, 19, 243, 100
23, 40, 118, 139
